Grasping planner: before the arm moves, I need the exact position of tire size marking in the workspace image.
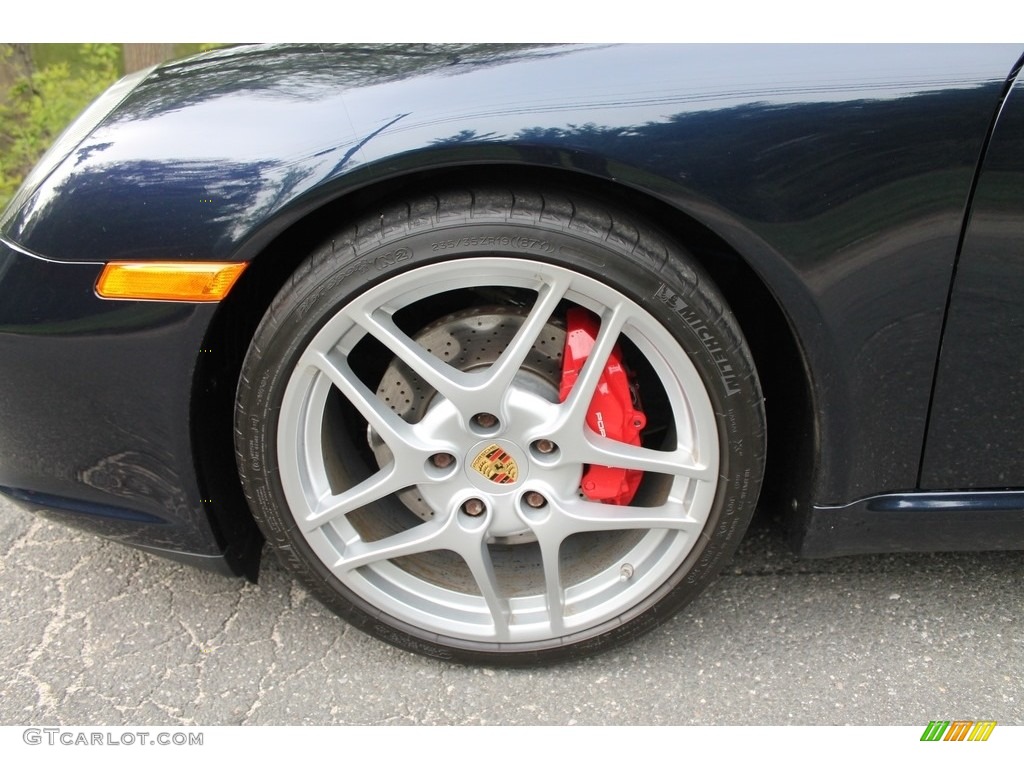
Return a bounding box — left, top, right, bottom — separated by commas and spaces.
654, 284, 741, 397
431, 235, 554, 253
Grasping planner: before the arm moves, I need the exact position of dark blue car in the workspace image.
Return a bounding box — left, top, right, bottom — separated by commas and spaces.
1, 44, 1022, 664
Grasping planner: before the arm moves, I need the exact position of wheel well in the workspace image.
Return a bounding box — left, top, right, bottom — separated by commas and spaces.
191, 165, 816, 578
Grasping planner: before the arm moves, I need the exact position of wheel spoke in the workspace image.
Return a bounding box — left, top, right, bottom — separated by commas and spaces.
331, 514, 453, 573
298, 464, 410, 533
575, 436, 716, 481
462, 540, 511, 640
558, 303, 631, 430
480, 276, 570, 394
307, 349, 417, 449
537, 537, 566, 634
355, 307, 473, 406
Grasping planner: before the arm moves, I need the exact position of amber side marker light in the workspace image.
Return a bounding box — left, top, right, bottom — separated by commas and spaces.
96, 262, 248, 302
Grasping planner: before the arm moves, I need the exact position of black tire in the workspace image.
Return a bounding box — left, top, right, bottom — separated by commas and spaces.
235, 187, 765, 665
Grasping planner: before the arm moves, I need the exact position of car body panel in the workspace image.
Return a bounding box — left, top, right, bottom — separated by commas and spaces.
922, 65, 1024, 488
1, 44, 1023, 568
0, 238, 224, 555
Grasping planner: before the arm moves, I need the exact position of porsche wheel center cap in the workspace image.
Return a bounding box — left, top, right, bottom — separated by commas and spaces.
471, 443, 520, 484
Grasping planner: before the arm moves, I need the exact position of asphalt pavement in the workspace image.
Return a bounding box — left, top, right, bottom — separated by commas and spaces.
1, 494, 1021, 726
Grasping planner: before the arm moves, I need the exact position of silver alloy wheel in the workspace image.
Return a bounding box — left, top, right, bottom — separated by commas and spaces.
276, 257, 720, 644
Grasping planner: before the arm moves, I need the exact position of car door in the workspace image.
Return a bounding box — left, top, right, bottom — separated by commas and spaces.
922, 57, 1024, 489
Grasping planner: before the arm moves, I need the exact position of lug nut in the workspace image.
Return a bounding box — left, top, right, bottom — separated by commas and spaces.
533, 439, 556, 455
430, 453, 454, 469
462, 498, 486, 517
524, 491, 547, 509
472, 412, 498, 429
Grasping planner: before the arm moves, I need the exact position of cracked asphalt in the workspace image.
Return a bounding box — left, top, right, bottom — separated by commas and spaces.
1, 494, 1021, 726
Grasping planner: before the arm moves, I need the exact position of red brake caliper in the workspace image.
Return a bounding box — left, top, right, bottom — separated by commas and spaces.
558, 308, 647, 505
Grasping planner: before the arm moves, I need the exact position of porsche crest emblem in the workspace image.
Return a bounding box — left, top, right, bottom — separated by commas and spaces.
471, 444, 519, 484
